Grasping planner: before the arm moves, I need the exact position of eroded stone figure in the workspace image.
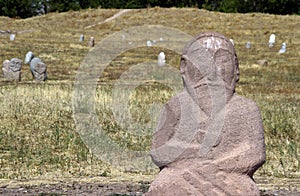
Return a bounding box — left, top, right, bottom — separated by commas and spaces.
2, 58, 22, 81
24, 51, 48, 81
89, 36, 95, 47
147, 32, 266, 196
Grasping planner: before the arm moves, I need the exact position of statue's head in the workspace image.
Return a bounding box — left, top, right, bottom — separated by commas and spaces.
24, 51, 34, 64
180, 32, 239, 93
10, 58, 22, 72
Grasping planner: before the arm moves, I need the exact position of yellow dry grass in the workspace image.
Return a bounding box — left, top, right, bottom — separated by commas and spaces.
0, 8, 299, 188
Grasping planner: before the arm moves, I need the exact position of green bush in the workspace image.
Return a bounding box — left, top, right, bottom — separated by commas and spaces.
0, 0, 299, 18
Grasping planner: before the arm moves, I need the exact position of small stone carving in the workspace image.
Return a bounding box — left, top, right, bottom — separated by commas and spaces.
10, 34, 16, 41
157, 52, 166, 66
269, 34, 276, 48
278, 42, 286, 54
2, 58, 22, 81
25, 51, 47, 81
79, 34, 84, 42
147, 40, 152, 47
89, 36, 95, 47
246, 41, 251, 49
147, 32, 266, 195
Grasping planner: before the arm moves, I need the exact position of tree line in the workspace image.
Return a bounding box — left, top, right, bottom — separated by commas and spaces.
0, 0, 299, 18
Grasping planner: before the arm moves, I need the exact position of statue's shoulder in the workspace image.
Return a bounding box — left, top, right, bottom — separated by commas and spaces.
229, 94, 261, 115
164, 91, 186, 110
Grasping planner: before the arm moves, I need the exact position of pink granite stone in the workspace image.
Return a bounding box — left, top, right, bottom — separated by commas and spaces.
147, 32, 266, 195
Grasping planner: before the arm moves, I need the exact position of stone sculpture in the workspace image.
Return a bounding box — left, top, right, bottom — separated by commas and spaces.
79, 34, 84, 42
147, 40, 152, 47
25, 51, 48, 81
278, 43, 286, 54
246, 41, 251, 49
10, 34, 16, 41
147, 32, 266, 196
2, 58, 22, 81
158, 52, 166, 66
89, 36, 95, 47
269, 34, 276, 48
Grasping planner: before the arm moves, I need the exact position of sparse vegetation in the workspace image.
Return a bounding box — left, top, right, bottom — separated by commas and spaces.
0, 7, 299, 191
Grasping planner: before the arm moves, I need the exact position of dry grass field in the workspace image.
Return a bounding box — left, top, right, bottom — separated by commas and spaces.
0, 8, 299, 194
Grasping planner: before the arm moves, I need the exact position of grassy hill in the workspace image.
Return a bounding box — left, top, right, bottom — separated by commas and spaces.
0, 7, 299, 188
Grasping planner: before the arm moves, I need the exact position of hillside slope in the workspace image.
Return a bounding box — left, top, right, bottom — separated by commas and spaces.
0, 8, 299, 193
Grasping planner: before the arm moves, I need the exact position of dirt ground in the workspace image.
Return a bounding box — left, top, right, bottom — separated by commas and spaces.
0, 176, 299, 196
0, 181, 149, 195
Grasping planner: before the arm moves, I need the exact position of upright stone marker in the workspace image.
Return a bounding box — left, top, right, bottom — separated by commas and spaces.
10, 34, 16, 41
157, 52, 166, 66
147, 32, 266, 196
89, 36, 95, 47
2, 58, 22, 81
79, 34, 84, 42
278, 42, 286, 54
24, 51, 47, 81
269, 34, 276, 48
246, 41, 251, 49
147, 40, 152, 47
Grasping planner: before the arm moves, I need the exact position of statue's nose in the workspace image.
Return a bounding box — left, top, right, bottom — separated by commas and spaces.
207, 65, 217, 81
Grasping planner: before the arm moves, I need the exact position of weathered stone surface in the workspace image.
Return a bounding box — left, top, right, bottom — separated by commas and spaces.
278, 43, 286, 54
89, 36, 95, 47
2, 58, 22, 81
246, 41, 251, 49
79, 34, 84, 42
269, 34, 276, 48
24, 51, 47, 81
10, 34, 15, 41
158, 52, 166, 66
147, 32, 266, 195
32, 61, 47, 81
2, 60, 10, 70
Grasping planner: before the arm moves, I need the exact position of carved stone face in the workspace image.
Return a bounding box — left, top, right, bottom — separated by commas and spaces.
10, 58, 22, 72
180, 32, 239, 92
